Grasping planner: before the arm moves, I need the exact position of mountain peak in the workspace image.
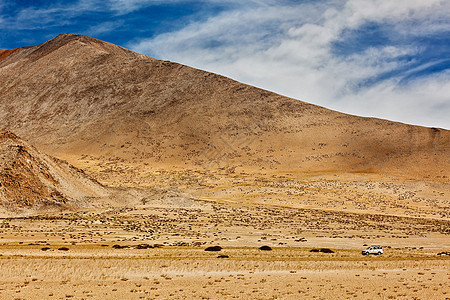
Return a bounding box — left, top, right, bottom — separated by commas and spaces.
56, 32, 76, 38
48, 32, 101, 45
24, 33, 144, 62
35, 32, 105, 50
0, 34, 448, 185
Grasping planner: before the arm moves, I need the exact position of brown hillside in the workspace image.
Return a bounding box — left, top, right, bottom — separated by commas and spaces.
0, 34, 448, 300
0, 49, 18, 62
0, 131, 108, 214
0, 33, 448, 183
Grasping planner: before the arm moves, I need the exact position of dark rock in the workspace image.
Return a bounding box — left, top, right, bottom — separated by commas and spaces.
136, 244, 153, 249
204, 246, 222, 251
295, 238, 307, 242
319, 248, 334, 253
259, 245, 272, 251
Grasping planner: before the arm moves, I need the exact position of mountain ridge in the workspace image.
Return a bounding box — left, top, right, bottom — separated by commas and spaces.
0, 33, 448, 183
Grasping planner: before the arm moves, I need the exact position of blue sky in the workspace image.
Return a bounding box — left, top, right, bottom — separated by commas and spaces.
1, 0, 449, 129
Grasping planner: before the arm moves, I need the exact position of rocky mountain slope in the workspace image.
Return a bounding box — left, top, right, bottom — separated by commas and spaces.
0, 33, 448, 181
0, 131, 108, 215
0, 33, 448, 218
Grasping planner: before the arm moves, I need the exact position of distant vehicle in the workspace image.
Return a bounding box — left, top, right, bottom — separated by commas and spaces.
362, 245, 383, 255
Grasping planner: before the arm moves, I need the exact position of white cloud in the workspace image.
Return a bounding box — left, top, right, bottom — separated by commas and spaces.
5, 0, 249, 29
106, 0, 261, 14
6, 0, 146, 28
84, 20, 125, 36
130, 0, 450, 129
336, 72, 450, 127
10, 1, 103, 29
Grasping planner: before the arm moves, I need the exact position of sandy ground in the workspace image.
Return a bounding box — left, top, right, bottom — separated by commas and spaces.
0, 247, 448, 299
0, 202, 449, 299
1, 33, 449, 299
69, 160, 450, 221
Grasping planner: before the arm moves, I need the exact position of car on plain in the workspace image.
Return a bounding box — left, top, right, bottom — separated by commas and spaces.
362, 245, 383, 255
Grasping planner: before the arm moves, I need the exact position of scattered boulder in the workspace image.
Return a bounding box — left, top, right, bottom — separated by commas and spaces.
172, 241, 189, 246
310, 248, 335, 253
437, 251, 450, 256
259, 245, 272, 251
217, 255, 229, 258
204, 246, 222, 251
320, 248, 335, 253
41, 247, 50, 251
112, 244, 128, 249
58, 247, 69, 251
135, 244, 153, 249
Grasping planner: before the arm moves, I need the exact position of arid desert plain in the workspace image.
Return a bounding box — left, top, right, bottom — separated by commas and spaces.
0, 34, 449, 299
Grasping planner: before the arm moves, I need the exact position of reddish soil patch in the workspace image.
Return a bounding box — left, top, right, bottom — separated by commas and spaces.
0, 49, 18, 62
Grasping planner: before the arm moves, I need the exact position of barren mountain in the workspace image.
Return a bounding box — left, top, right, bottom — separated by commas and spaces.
0, 34, 449, 300
0, 131, 108, 215
0, 33, 448, 218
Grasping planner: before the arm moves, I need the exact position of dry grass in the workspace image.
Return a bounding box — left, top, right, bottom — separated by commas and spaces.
0, 246, 448, 299
0, 205, 448, 299
1, 32, 449, 300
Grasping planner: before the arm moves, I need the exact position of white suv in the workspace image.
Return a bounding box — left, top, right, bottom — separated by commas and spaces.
362, 245, 383, 255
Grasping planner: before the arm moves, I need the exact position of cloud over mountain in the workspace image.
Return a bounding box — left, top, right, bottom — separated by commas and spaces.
1, 0, 449, 128
130, 0, 450, 129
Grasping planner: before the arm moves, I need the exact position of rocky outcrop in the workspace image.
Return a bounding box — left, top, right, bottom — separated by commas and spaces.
0, 131, 108, 214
